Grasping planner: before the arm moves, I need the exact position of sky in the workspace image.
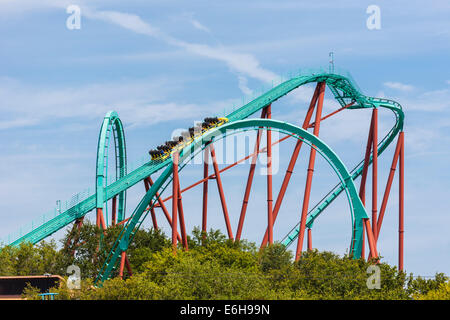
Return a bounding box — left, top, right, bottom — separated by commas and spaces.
0, 0, 449, 277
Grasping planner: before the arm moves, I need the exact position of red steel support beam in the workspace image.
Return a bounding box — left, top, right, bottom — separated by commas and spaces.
172, 152, 180, 254
359, 112, 375, 203
159, 133, 290, 205
399, 132, 404, 271
260, 83, 320, 248
177, 181, 189, 250
236, 108, 267, 241
359, 113, 375, 259
209, 143, 234, 240
149, 207, 159, 230
266, 105, 274, 245
65, 217, 84, 255
111, 196, 117, 226
96, 208, 106, 230
307, 102, 355, 129
295, 81, 326, 261
376, 133, 403, 239
124, 254, 132, 277
307, 228, 312, 251
119, 252, 132, 279
119, 251, 126, 278
146, 177, 181, 242
364, 218, 379, 260
372, 108, 379, 241
144, 178, 159, 230
202, 145, 210, 236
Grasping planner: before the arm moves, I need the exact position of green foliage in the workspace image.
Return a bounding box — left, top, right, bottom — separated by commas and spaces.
259, 243, 292, 272
1, 224, 447, 300
60, 221, 170, 279
284, 249, 409, 299
21, 283, 41, 300
415, 281, 450, 300
0, 240, 64, 276
407, 272, 449, 297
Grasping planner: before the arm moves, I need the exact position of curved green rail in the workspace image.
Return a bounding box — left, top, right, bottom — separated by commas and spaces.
96, 119, 369, 283
2, 71, 403, 263
96, 111, 127, 224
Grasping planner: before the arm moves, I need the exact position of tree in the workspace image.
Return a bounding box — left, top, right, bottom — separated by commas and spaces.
415, 281, 450, 300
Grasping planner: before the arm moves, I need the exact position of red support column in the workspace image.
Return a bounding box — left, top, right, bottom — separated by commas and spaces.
65, 217, 84, 256
364, 218, 379, 260
177, 181, 189, 250
202, 146, 209, 236
236, 108, 267, 241
96, 208, 106, 230
359, 113, 375, 259
260, 83, 320, 248
124, 254, 132, 277
376, 134, 403, 238
111, 196, 117, 226
146, 177, 181, 242
372, 108, 379, 241
295, 81, 325, 261
307, 228, 312, 251
149, 207, 159, 230
172, 152, 179, 254
144, 178, 159, 230
119, 251, 126, 279
266, 105, 274, 245
209, 143, 234, 240
399, 132, 404, 271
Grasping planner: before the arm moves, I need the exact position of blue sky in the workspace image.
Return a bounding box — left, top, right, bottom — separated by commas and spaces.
0, 0, 449, 277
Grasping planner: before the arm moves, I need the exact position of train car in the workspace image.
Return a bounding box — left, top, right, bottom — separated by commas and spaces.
148, 117, 229, 161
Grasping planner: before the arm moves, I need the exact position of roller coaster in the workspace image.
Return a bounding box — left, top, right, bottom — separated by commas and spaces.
1, 69, 405, 285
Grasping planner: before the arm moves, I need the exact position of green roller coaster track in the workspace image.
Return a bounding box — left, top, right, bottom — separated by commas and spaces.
2, 70, 404, 280
95, 118, 372, 283
96, 111, 127, 224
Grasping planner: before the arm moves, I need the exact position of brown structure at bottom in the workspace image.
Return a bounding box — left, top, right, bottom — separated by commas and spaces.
0, 275, 63, 300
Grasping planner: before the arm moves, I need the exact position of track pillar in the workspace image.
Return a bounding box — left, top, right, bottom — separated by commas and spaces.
236, 108, 267, 241
307, 228, 312, 251
372, 108, 378, 241
359, 113, 375, 259
96, 208, 106, 230
266, 104, 274, 245
172, 152, 179, 254
144, 178, 159, 230
399, 132, 404, 271
260, 83, 320, 248
177, 181, 189, 250
209, 143, 234, 240
111, 196, 117, 226
295, 81, 325, 261
202, 144, 210, 239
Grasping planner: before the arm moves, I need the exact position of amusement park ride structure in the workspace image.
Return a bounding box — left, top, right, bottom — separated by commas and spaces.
1, 70, 405, 285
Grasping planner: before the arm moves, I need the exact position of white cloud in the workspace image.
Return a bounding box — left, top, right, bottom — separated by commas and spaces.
237, 76, 253, 96
383, 82, 415, 92
190, 18, 211, 33
394, 88, 450, 112
0, 2, 278, 84
81, 7, 278, 84
0, 77, 228, 129
90, 10, 163, 38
